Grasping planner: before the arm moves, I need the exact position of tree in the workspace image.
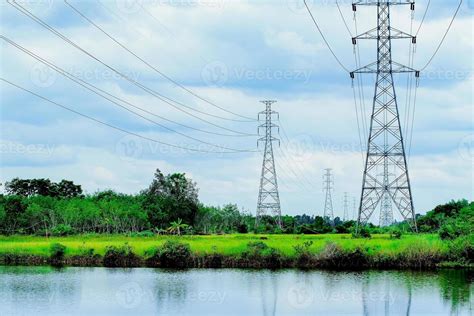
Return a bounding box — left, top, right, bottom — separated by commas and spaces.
167, 219, 189, 236
142, 169, 199, 228
4, 178, 82, 198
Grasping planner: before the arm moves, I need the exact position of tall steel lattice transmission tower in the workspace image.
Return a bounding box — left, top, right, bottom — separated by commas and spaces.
256, 100, 282, 228
323, 168, 334, 223
351, 1, 419, 232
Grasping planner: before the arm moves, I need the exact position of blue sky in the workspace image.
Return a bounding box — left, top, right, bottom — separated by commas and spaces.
1, 0, 473, 221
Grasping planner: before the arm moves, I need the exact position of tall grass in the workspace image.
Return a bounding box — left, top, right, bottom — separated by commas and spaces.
0, 234, 448, 258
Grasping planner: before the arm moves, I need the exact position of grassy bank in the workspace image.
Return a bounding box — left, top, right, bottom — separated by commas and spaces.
0, 234, 471, 269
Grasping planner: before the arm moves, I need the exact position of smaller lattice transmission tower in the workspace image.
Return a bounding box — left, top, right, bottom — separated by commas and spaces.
352, 197, 357, 221
256, 100, 282, 228
323, 168, 334, 223
343, 192, 349, 221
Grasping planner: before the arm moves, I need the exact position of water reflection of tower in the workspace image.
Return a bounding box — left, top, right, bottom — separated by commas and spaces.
259, 272, 278, 316
361, 272, 413, 316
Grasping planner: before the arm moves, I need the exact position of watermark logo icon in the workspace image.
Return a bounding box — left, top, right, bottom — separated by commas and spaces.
116, 0, 143, 14
287, 282, 314, 309
286, 0, 316, 14
286, 134, 315, 162
116, 135, 143, 161
458, 134, 474, 163
30, 63, 56, 88
115, 282, 144, 309
201, 61, 228, 87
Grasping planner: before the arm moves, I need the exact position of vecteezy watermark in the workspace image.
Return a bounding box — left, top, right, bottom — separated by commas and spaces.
458, 134, 474, 163
115, 135, 236, 160
201, 61, 313, 87
115, 282, 145, 309
5, 0, 54, 11
421, 68, 473, 81
287, 282, 314, 309
115, 0, 225, 14
0, 141, 56, 157
115, 282, 227, 308
286, 0, 352, 15
201, 61, 229, 87
30, 63, 57, 88
188, 291, 227, 304
30, 63, 142, 88
116, 135, 144, 161
286, 134, 316, 162
115, 0, 143, 15
286, 0, 315, 15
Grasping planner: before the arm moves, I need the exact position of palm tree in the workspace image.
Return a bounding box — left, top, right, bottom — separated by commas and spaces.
167, 218, 189, 236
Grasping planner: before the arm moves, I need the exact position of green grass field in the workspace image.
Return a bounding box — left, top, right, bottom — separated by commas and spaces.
0, 234, 448, 258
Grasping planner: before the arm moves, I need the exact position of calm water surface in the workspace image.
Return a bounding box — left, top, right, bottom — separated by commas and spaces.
0, 267, 472, 316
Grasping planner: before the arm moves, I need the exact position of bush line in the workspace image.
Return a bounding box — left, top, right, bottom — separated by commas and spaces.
0, 239, 472, 270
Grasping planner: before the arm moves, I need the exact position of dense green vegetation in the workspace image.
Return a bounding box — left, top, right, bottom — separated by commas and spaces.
0, 172, 472, 268
2, 172, 472, 239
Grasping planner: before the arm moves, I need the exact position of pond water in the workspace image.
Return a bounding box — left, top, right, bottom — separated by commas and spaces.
0, 267, 472, 315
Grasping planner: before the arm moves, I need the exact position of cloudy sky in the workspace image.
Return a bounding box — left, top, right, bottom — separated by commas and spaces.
1, 0, 472, 220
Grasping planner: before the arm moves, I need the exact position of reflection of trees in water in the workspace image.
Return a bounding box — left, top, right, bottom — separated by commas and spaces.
151, 269, 189, 312
437, 270, 473, 314
0, 266, 80, 313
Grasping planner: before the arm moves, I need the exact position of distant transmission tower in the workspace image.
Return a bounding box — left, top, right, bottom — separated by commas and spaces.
323, 168, 334, 223
351, 1, 419, 232
352, 197, 357, 221
256, 100, 282, 228
343, 192, 349, 221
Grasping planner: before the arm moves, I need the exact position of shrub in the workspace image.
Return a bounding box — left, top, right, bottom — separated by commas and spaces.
241, 242, 283, 268
131, 230, 154, 237
51, 224, 74, 236
103, 243, 140, 267
237, 223, 248, 234
317, 242, 369, 269
148, 240, 192, 268
448, 235, 474, 263
390, 230, 402, 239
352, 227, 371, 239
49, 243, 66, 263
293, 241, 314, 267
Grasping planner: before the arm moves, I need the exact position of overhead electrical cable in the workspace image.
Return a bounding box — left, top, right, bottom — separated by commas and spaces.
303, 0, 350, 73
419, 0, 463, 71
0, 78, 259, 154
1, 40, 256, 152
336, 0, 353, 37
415, 0, 431, 36
64, 0, 255, 122
277, 120, 319, 189
7, 0, 255, 136
1, 36, 255, 138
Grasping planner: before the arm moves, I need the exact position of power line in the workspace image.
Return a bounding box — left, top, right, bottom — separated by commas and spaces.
277, 119, 319, 189
419, 0, 463, 71
336, 0, 353, 37
2, 40, 257, 152
1, 35, 255, 139
415, 0, 431, 36
64, 0, 255, 122
1, 78, 258, 154
303, 0, 350, 73
7, 0, 254, 136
